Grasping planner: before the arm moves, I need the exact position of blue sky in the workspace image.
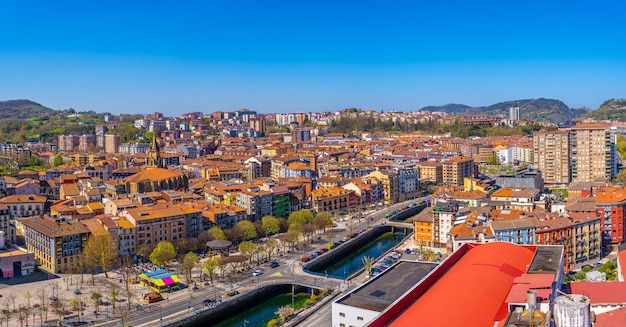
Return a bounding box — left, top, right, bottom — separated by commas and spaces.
1, 1, 625, 114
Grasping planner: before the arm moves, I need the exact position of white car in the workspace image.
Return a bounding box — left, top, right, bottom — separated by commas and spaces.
252, 269, 263, 277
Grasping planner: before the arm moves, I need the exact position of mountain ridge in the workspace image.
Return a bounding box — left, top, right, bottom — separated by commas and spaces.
419, 98, 589, 123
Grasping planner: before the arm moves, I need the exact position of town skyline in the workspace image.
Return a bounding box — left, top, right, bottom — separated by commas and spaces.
2, 1, 626, 115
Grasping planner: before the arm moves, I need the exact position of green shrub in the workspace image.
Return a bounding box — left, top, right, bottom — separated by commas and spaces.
266, 318, 280, 327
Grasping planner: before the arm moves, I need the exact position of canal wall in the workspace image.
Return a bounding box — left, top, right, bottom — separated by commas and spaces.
303, 225, 412, 280
172, 284, 312, 327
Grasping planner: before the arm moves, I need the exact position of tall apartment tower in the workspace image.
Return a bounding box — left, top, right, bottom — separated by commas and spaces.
569, 123, 616, 182
442, 156, 474, 186
533, 130, 570, 185
509, 107, 520, 121
104, 134, 120, 154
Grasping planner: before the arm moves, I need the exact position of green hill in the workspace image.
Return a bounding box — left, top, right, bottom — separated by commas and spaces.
420, 98, 587, 123
584, 99, 626, 121
0, 99, 56, 119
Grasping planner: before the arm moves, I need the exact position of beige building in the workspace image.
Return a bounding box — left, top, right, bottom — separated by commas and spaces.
418, 161, 443, 184
0, 194, 47, 217
533, 130, 570, 185
104, 134, 120, 154
442, 156, 474, 186
120, 204, 187, 248
369, 170, 400, 204
569, 123, 616, 182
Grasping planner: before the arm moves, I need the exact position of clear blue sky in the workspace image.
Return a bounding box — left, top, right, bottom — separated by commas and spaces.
1, 1, 625, 115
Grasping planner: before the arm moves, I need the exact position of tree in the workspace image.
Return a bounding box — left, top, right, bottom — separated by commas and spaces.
136, 244, 155, 263
313, 212, 334, 233
36, 287, 50, 323
238, 241, 258, 267
108, 285, 120, 315
276, 305, 295, 322
362, 256, 374, 277
181, 252, 199, 285
149, 241, 177, 267
613, 168, 626, 186
299, 224, 316, 243
280, 229, 301, 251
1, 298, 11, 327
118, 255, 136, 310
265, 239, 279, 261
288, 211, 306, 227
83, 231, 118, 278
301, 210, 314, 223
202, 257, 220, 284
208, 226, 227, 241
53, 154, 63, 167
262, 216, 280, 237
237, 220, 257, 241
90, 292, 102, 317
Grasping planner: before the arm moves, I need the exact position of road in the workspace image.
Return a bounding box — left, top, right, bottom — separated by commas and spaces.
96, 196, 430, 327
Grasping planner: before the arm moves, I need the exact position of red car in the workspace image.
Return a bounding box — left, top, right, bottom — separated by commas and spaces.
301, 256, 311, 263
319, 248, 329, 253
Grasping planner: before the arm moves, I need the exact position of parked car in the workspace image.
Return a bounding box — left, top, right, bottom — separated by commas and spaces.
404, 248, 411, 254
319, 248, 328, 253
301, 256, 311, 263
252, 269, 263, 277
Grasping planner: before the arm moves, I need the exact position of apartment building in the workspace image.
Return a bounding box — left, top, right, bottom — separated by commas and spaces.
417, 161, 443, 185
0, 194, 47, 217
0, 204, 12, 242
369, 170, 400, 204
22, 216, 90, 273
442, 156, 474, 186
595, 186, 626, 246
311, 187, 353, 215
569, 123, 616, 182
120, 205, 187, 248
104, 134, 120, 154
236, 187, 273, 221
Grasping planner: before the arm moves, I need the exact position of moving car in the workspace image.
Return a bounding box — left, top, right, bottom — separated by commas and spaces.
252, 269, 263, 277
269, 261, 280, 268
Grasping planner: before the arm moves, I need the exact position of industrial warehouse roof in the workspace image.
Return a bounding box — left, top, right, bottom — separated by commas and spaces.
337, 261, 438, 312
387, 242, 538, 327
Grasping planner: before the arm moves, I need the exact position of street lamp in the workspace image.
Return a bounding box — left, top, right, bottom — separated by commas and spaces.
244, 319, 250, 327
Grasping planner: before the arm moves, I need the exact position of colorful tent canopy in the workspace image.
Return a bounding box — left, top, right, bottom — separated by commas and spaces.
139, 269, 181, 292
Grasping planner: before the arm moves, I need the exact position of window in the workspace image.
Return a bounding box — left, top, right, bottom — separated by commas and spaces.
339, 313, 345, 317
357, 317, 364, 321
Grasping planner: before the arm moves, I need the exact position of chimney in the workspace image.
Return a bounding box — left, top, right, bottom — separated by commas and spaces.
527, 290, 537, 315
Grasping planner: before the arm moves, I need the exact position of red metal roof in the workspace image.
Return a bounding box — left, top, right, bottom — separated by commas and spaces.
570, 282, 626, 304
389, 242, 537, 327
595, 307, 626, 327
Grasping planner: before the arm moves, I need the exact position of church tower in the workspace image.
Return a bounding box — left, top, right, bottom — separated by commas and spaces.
147, 132, 162, 169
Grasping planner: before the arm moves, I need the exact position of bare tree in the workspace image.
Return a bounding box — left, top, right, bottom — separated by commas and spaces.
52, 296, 67, 326
108, 283, 120, 315
16, 303, 28, 327
6, 294, 15, 312
36, 287, 50, 323
1, 299, 12, 327
90, 292, 102, 317
118, 255, 137, 310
